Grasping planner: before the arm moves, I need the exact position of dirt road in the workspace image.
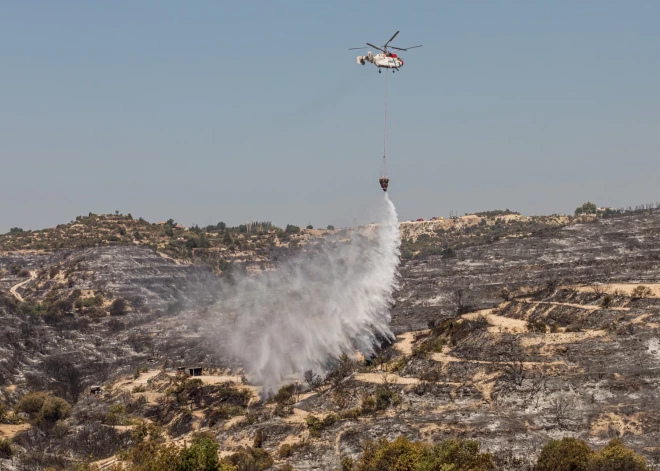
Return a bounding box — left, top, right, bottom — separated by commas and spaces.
9, 270, 36, 302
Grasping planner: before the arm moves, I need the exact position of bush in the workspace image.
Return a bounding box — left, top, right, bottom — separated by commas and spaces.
588, 438, 648, 471
305, 415, 323, 437
536, 437, 591, 471
39, 396, 71, 424
600, 294, 613, 308
0, 402, 7, 423
0, 439, 12, 459
224, 446, 273, 471
631, 285, 653, 299
110, 298, 127, 316
527, 319, 547, 333
327, 225, 335, 230
285, 224, 300, 234
208, 405, 245, 426
273, 384, 296, 405
374, 388, 400, 410
16, 392, 71, 428
279, 443, 293, 458
16, 392, 49, 417
413, 337, 444, 357
355, 437, 494, 471
339, 407, 362, 420
121, 431, 223, 471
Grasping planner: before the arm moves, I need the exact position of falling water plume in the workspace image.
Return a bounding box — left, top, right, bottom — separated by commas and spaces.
210, 194, 400, 395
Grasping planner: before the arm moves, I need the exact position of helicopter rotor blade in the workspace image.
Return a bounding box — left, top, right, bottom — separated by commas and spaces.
384, 31, 400, 48
389, 45, 423, 51
348, 47, 369, 50
367, 43, 386, 53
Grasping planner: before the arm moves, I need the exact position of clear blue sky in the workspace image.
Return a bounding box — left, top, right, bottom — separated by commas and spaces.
2, 1, 659, 232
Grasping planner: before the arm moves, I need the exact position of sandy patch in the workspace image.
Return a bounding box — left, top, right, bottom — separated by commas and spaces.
521, 330, 607, 347
393, 330, 429, 356
471, 370, 502, 404
590, 412, 643, 437
353, 372, 419, 385
576, 283, 660, 298
0, 423, 30, 439
431, 349, 564, 367
463, 310, 528, 333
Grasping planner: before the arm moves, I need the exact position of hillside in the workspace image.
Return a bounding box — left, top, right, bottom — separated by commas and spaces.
0, 213, 330, 274
1, 208, 660, 470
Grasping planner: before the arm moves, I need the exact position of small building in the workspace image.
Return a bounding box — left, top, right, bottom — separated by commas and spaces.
177, 367, 204, 377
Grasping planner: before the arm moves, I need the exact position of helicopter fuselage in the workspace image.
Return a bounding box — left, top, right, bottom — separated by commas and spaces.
357, 51, 404, 69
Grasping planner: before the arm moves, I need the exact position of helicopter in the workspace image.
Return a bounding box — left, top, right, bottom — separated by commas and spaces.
349, 31, 422, 73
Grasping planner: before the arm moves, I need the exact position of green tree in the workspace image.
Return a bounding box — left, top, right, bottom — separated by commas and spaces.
198, 233, 210, 248
285, 224, 300, 234
575, 201, 597, 216
306, 225, 313, 230
186, 237, 199, 250
327, 225, 335, 230
536, 437, 592, 471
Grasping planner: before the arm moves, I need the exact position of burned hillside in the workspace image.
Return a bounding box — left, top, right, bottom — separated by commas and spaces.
391, 211, 660, 333
1, 209, 660, 470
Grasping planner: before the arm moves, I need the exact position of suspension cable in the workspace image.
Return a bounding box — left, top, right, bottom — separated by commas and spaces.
383, 68, 388, 160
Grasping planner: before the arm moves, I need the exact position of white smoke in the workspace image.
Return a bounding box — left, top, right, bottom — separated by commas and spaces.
208, 194, 401, 395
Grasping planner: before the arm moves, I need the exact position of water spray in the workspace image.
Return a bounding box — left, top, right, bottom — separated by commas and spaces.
209, 194, 400, 395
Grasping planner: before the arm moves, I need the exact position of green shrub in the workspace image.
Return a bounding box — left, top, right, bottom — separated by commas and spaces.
527, 319, 547, 333
536, 437, 591, 471
305, 415, 323, 437
360, 395, 377, 414
413, 337, 444, 357
588, 438, 648, 471
179, 433, 221, 471
322, 413, 338, 427
600, 294, 613, 308
0, 402, 7, 423
0, 439, 12, 459
279, 443, 293, 458
224, 446, 273, 471
273, 384, 296, 405
15, 392, 48, 417
105, 403, 128, 425
208, 405, 245, 426
38, 396, 71, 425
110, 298, 127, 316
631, 285, 653, 299
355, 437, 494, 471
339, 407, 362, 420
374, 387, 400, 410
341, 456, 355, 471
